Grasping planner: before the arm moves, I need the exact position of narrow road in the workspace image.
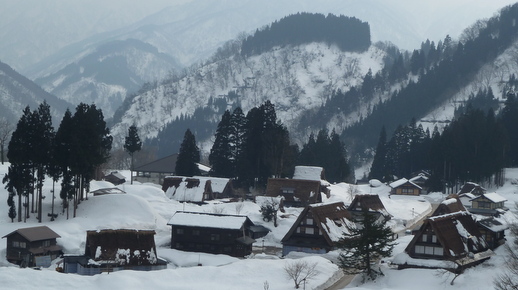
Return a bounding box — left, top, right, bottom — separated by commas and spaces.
325, 272, 355, 290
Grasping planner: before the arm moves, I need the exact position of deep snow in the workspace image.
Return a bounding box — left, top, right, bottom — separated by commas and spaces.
0, 165, 516, 289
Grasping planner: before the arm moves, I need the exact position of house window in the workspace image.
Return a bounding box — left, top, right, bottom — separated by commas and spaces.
431, 235, 437, 243
176, 228, 184, 234
12, 241, 26, 248
402, 188, 414, 194
421, 234, 428, 242
415, 245, 443, 256
192, 229, 200, 236
476, 201, 493, 209
306, 218, 313, 225
210, 234, 220, 241
306, 227, 315, 235
42, 240, 51, 247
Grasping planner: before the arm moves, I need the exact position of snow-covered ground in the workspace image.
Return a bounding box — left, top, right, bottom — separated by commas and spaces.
0, 164, 517, 289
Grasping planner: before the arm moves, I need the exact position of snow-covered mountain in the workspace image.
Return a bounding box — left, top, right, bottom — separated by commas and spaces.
33, 39, 181, 118
109, 40, 387, 147
0, 61, 71, 124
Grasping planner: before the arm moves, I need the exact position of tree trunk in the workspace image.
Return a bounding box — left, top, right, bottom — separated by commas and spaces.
17, 190, 22, 222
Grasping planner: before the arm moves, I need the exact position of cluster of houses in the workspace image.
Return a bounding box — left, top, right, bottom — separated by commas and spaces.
3, 160, 510, 276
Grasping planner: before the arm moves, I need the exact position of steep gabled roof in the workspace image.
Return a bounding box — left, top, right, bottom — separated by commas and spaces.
133, 154, 177, 173
167, 211, 254, 230
407, 211, 488, 259
348, 194, 388, 213
432, 195, 467, 216
457, 182, 486, 196
281, 202, 355, 246
84, 229, 159, 266
3, 226, 60, 242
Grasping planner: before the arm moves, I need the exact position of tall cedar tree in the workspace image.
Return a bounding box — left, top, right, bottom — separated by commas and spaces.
337, 211, 396, 281
209, 110, 234, 177
124, 125, 142, 184
229, 107, 246, 177
6, 107, 34, 222
33, 101, 54, 222
175, 129, 201, 177
68, 103, 112, 217
368, 126, 388, 181
54, 109, 75, 217
239, 101, 295, 187
298, 129, 351, 183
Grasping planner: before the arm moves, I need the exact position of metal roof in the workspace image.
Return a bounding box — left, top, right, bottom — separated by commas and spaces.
3, 226, 60, 242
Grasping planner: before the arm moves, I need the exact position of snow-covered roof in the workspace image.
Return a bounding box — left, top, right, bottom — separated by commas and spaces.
195, 176, 230, 193
196, 163, 210, 173
292, 166, 323, 181
165, 177, 210, 202
475, 192, 507, 203
167, 211, 250, 230
389, 178, 422, 189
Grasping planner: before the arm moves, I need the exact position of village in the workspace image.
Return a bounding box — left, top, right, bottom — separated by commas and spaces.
0, 154, 516, 289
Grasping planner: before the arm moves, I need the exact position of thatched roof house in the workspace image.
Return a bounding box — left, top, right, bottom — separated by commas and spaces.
162, 176, 214, 203
348, 194, 391, 221
281, 202, 355, 256
395, 211, 493, 271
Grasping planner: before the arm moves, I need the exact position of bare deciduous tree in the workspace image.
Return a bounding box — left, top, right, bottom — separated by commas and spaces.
494, 203, 518, 289
0, 118, 14, 164
284, 260, 319, 289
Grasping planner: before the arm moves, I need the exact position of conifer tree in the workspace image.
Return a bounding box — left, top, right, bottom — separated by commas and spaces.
175, 129, 201, 177
209, 110, 234, 177
337, 211, 396, 281
369, 126, 387, 181
124, 124, 142, 184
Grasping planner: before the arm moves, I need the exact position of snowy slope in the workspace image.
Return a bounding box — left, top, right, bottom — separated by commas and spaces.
110, 43, 386, 146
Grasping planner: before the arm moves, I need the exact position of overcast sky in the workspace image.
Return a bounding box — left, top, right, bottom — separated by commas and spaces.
0, 0, 516, 71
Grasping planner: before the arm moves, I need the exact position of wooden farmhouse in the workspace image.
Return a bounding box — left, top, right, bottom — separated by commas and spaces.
162, 176, 214, 203
281, 202, 355, 256
347, 194, 391, 222
396, 211, 493, 271
429, 195, 506, 251
389, 178, 422, 196
132, 153, 177, 185
3, 226, 62, 267
167, 211, 256, 257
62, 229, 167, 275
469, 192, 508, 216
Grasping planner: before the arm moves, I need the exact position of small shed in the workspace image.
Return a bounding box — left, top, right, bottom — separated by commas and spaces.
104, 171, 126, 185
476, 216, 507, 249
3, 226, 62, 267
281, 202, 355, 256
